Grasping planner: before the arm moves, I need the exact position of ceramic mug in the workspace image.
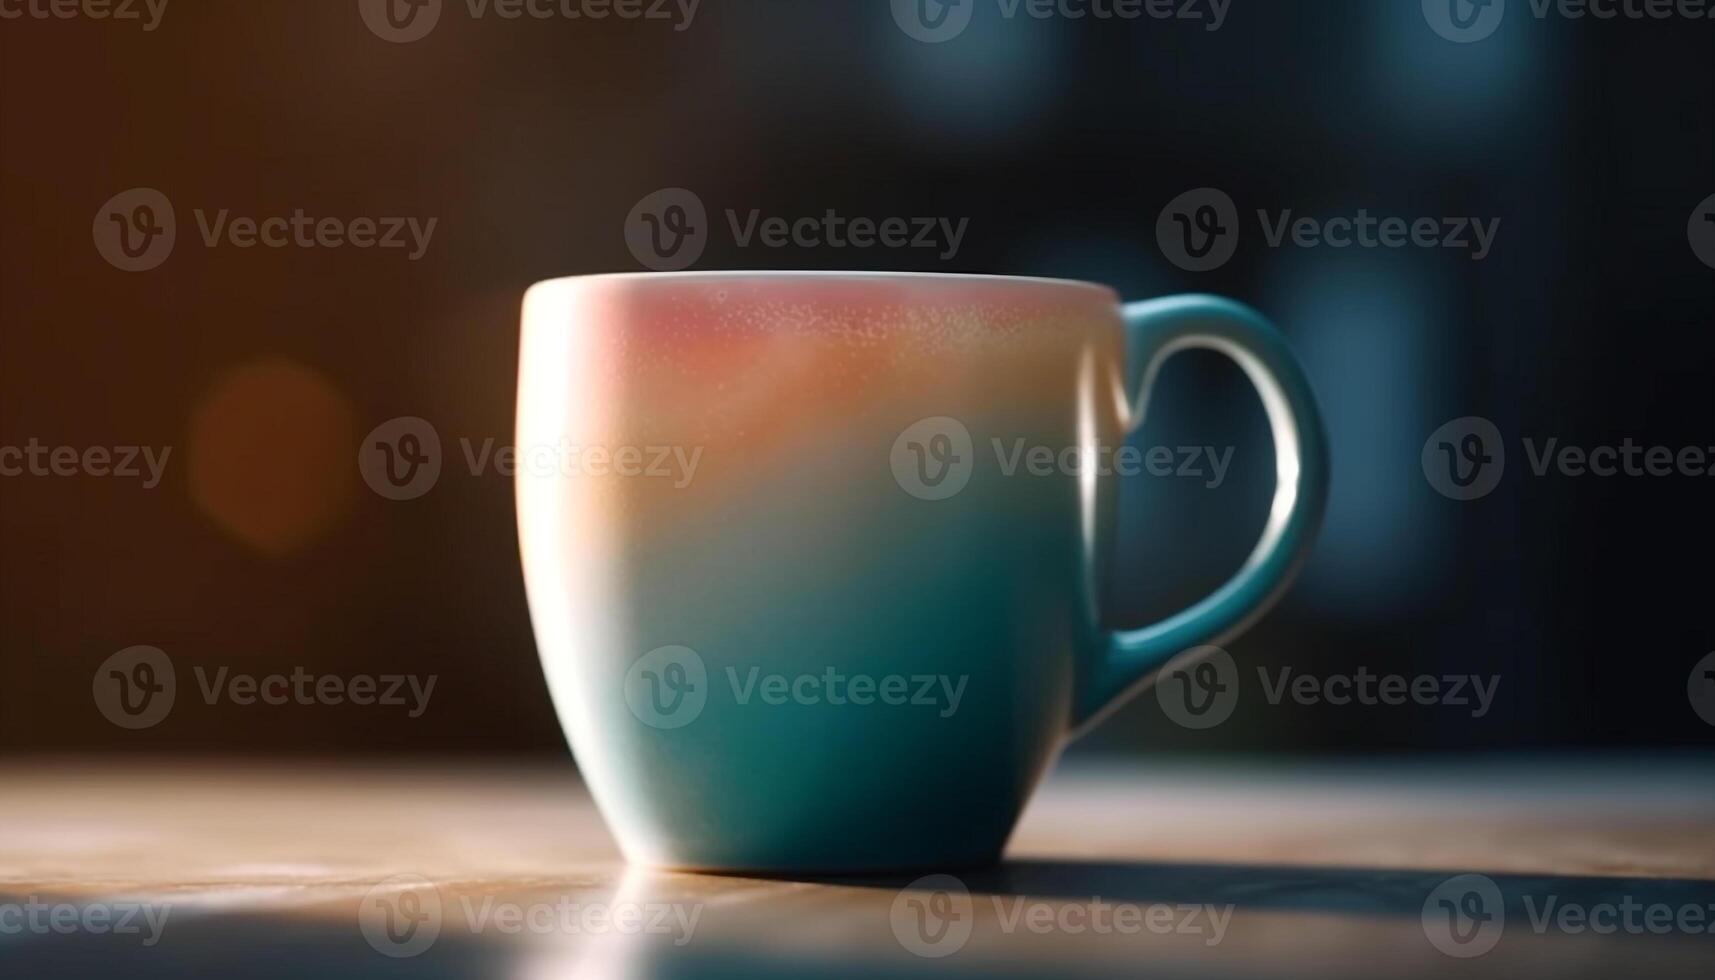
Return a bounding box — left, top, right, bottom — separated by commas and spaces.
516, 272, 1327, 872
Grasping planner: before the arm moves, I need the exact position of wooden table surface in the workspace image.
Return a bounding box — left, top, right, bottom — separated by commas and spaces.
2, 756, 1712, 978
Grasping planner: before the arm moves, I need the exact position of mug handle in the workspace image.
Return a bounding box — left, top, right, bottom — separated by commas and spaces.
1073, 294, 1329, 732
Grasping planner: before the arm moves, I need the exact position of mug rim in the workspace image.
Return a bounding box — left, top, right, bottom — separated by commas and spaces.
526, 269, 1119, 301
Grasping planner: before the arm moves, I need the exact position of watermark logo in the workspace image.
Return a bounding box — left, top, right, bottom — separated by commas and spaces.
94, 188, 176, 272
1156, 647, 1501, 730
359, 874, 701, 957
891, 0, 975, 42
890, 874, 1234, 957
360, 874, 443, 958
891, 874, 974, 958
892, 0, 1230, 41
891, 417, 975, 501
1423, 0, 1505, 43
1157, 188, 1239, 273
1425, 417, 1715, 500
92, 645, 176, 730
1423, 874, 1505, 958
624, 645, 708, 729
891, 418, 1234, 500
359, 0, 442, 41
625, 188, 971, 270
1157, 189, 1500, 272
359, 417, 443, 501
1690, 652, 1715, 727
1690, 193, 1715, 270
623, 646, 968, 729
1428, 0, 1715, 42
0, 898, 173, 946
362, 0, 700, 42
626, 187, 708, 271
1154, 646, 1239, 729
95, 190, 436, 269
0, 0, 167, 29
1422, 416, 1505, 501
359, 417, 704, 500
1425, 873, 1715, 955
93, 648, 437, 729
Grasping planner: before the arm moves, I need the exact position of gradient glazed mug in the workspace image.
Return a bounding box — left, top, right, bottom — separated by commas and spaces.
516, 272, 1328, 872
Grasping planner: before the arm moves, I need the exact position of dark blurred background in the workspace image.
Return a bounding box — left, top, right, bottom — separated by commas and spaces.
2, 0, 1711, 759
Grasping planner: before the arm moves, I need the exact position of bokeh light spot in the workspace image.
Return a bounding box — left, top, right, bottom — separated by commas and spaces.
188, 359, 358, 555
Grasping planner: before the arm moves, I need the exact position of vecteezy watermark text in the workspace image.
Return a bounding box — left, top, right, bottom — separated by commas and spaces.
891, 416, 1235, 501
624, 188, 970, 271
0, 440, 170, 488
0, 0, 167, 29
1425, 0, 1715, 44
94, 188, 437, 272
889, 874, 1233, 958
1423, 873, 1715, 959
0, 898, 172, 947
992, 439, 1232, 486
359, 0, 701, 43
93, 646, 436, 730
1423, 416, 1715, 501
1154, 646, 1501, 730
1157, 188, 1500, 272
358, 874, 702, 958
358, 417, 703, 501
459, 437, 701, 488
623, 646, 968, 729
891, 0, 1230, 43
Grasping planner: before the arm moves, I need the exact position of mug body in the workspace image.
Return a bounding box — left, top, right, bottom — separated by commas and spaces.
517, 272, 1128, 872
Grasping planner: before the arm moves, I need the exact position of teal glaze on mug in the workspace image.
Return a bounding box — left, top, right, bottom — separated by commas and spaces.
516, 272, 1328, 873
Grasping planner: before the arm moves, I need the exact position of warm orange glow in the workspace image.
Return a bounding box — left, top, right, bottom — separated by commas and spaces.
187, 359, 358, 555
